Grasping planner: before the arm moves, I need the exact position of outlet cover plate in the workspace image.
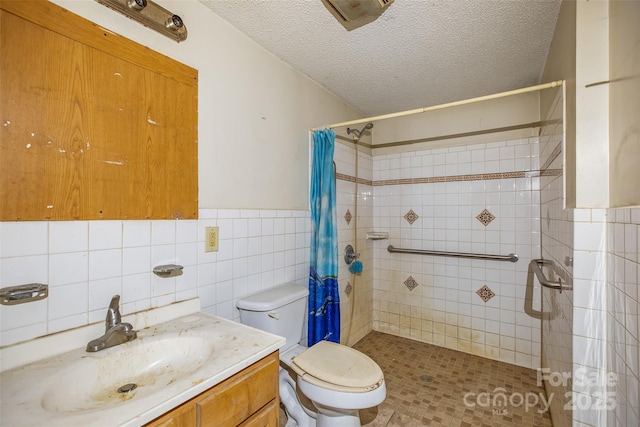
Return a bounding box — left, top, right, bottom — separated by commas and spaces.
205, 226, 219, 252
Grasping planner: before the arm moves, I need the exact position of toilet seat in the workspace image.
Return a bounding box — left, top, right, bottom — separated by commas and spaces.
290, 341, 384, 393
280, 344, 308, 366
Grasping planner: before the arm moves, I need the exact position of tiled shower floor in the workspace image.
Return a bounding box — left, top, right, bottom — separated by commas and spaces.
280, 331, 553, 426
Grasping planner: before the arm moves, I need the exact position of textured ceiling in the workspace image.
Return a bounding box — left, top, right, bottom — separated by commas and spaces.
198, 0, 562, 117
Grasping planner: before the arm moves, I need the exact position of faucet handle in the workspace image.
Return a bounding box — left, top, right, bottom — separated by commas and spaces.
106, 295, 122, 329
109, 294, 121, 310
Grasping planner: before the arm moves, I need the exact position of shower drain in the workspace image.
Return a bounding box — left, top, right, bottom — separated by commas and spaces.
117, 383, 138, 393
419, 375, 433, 383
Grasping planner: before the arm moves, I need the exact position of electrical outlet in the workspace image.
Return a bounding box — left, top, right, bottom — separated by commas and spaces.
204, 226, 218, 252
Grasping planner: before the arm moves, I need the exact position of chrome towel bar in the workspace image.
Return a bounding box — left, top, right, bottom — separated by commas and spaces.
387, 245, 518, 263
529, 259, 571, 293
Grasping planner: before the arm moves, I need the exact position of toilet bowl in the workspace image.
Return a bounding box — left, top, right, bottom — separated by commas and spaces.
290, 341, 386, 427
236, 284, 386, 427
279, 345, 318, 427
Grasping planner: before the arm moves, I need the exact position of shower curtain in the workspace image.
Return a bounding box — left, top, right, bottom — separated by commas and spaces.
308, 129, 340, 346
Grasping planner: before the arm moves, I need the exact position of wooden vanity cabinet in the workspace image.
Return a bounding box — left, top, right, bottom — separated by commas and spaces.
145, 351, 279, 427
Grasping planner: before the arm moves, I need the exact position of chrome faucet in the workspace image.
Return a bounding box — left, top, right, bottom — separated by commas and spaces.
86, 295, 137, 352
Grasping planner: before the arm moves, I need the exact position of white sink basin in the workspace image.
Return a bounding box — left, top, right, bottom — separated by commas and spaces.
0, 304, 285, 427
41, 336, 214, 413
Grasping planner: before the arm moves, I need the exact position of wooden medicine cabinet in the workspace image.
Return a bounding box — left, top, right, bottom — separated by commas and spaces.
0, 0, 198, 220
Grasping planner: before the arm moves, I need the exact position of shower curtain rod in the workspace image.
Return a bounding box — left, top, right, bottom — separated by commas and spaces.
311, 80, 564, 131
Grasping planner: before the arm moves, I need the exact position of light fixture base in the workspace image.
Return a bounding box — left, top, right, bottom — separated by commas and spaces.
95, 0, 187, 42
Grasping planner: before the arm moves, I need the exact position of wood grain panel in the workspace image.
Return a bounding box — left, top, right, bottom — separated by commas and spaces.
142, 352, 279, 427
0, 0, 198, 220
144, 400, 197, 427
0, 0, 197, 86
238, 400, 278, 427
196, 352, 279, 427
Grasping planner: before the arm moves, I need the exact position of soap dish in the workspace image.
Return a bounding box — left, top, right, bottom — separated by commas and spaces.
153, 264, 184, 277
366, 232, 389, 240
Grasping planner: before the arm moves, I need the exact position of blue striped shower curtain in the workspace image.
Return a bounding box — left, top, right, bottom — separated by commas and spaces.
308, 129, 340, 346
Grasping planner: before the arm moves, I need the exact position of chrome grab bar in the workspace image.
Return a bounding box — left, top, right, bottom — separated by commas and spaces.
387, 245, 518, 263
529, 259, 571, 293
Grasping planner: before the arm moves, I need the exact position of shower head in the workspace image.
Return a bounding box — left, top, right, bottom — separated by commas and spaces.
346, 122, 374, 140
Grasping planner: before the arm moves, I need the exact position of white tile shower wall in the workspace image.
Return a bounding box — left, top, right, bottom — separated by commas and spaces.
0, 209, 311, 347
571, 209, 609, 427
537, 87, 639, 427
606, 208, 640, 427
334, 141, 374, 346
539, 88, 573, 427
372, 138, 542, 369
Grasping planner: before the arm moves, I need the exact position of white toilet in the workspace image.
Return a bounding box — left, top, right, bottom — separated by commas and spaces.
236, 284, 386, 427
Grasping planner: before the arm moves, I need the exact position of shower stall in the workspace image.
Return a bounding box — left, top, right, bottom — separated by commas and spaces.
369, 134, 543, 369
329, 83, 556, 370
324, 79, 639, 427
334, 123, 376, 346
327, 81, 561, 420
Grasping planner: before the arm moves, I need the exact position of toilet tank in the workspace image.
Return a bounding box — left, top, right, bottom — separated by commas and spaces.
236, 284, 309, 352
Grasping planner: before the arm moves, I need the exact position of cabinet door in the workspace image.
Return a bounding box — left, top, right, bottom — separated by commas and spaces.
238, 400, 278, 427
196, 352, 279, 427
145, 400, 196, 427
0, 0, 198, 221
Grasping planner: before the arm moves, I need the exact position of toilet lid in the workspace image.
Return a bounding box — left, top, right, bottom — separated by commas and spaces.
290, 341, 384, 392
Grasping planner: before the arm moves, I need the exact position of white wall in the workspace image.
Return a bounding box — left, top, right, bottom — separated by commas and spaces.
606, 4, 640, 425
540, 0, 612, 209
539, 93, 639, 427
50, 0, 361, 210
372, 92, 541, 154
574, 0, 609, 208
539, 2, 640, 425
0, 0, 360, 347
609, 0, 640, 207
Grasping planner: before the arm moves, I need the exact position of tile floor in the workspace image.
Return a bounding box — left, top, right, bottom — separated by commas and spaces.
280, 331, 553, 426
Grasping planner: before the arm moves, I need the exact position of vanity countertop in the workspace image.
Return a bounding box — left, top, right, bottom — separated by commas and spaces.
0, 299, 285, 426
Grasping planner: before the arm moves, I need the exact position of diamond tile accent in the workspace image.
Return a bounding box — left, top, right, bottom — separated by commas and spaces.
404, 209, 419, 225
476, 209, 495, 227
476, 285, 496, 303
345, 281, 352, 296
404, 276, 419, 291
344, 209, 352, 225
